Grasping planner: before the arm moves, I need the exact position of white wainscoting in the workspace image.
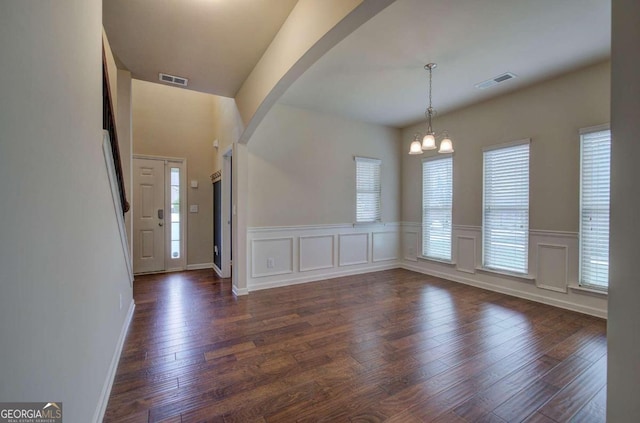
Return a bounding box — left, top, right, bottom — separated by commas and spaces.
299, 235, 334, 272
339, 233, 369, 266
401, 222, 607, 318
372, 231, 400, 262
247, 223, 401, 291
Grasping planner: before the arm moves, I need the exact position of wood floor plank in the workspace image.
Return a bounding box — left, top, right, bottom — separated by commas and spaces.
538, 354, 607, 421
103, 268, 607, 422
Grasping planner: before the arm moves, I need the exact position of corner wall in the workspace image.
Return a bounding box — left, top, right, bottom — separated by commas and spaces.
607, 0, 640, 419
246, 104, 402, 290
401, 62, 610, 318
0, 1, 133, 421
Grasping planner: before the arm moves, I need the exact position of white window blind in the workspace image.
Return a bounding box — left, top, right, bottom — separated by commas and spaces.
355, 157, 381, 223
422, 157, 453, 260
483, 141, 530, 274
580, 127, 611, 289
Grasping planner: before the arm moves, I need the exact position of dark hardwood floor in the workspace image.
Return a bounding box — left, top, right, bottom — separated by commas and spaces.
104, 269, 607, 422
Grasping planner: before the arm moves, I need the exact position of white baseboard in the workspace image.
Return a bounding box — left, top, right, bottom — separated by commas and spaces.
213, 263, 223, 278
248, 262, 400, 292
93, 299, 135, 423
401, 262, 607, 319
232, 285, 249, 296
186, 262, 213, 270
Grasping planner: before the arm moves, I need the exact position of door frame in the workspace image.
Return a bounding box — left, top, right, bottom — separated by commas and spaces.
220, 146, 232, 278
133, 154, 187, 273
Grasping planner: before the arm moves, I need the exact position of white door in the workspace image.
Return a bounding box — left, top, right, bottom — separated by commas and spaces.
133, 158, 165, 273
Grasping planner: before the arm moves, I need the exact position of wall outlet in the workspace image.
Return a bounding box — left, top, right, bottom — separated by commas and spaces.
119, 293, 123, 310
267, 257, 275, 269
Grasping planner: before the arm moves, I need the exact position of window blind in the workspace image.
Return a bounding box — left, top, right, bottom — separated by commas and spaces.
355, 157, 381, 223
483, 141, 530, 274
580, 128, 611, 289
422, 157, 453, 260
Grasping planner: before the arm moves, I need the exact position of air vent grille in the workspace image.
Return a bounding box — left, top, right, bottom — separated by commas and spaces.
475, 72, 517, 90
159, 73, 189, 87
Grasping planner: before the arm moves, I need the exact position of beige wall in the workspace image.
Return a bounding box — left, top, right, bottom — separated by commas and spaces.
247, 104, 401, 227
608, 0, 640, 419
132, 79, 218, 266
212, 96, 245, 168
0, 1, 133, 420
401, 61, 610, 231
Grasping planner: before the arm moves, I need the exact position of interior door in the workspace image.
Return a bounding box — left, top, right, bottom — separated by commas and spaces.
133, 158, 165, 273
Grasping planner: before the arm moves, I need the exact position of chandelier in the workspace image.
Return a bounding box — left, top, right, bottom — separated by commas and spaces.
408, 63, 454, 155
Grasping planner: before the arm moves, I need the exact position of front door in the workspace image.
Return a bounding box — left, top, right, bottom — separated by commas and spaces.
133, 158, 165, 273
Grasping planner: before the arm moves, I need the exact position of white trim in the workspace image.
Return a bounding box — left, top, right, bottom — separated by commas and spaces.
249, 263, 398, 292
403, 230, 419, 262
186, 262, 214, 271
232, 285, 248, 296
372, 231, 400, 262
401, 263, 606, 319
213, 263, 224, 278
569, 284, 608, 296
400, 221, 421, 229
92, 299, 135, 423
248, 222, 399, 233
453, 224, 482, 232
535, 243, 569, 293
418, 256, 456, 266
250, 237, 294, 278
476, 266, 535, 281
338, 233, 369, 266
530, 229, 578, 238
455, 235, 477, 274
221, 147, 232, 279
422, 155, 450, 163
299, 235, 335, 272
579, 123, 610, 135
482, 137, 531, 152
133, 153, 185, 162
354, 156, 382, 164
102, 132, 134, 285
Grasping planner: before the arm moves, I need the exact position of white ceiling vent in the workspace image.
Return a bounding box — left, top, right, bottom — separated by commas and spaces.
474, 72, 517, 90
159, 73, 189, 87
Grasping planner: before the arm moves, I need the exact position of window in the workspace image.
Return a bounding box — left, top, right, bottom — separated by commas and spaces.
355, 157, 381, 223
483, 140, 530, 274
422, 156, 453, 260
580, 126, 611, 289
170, 167, 181, 259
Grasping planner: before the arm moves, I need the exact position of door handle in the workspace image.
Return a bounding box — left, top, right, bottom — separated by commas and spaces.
159, 222, 163, 227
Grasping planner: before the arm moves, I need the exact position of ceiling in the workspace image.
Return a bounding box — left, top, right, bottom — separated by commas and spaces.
103, 0, 298, 98
279, 0, 611, 128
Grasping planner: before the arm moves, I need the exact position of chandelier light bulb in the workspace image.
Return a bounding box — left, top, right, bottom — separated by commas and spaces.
422, 133, 436, 150
409, 136, 424, 155
438, 136, 454, 154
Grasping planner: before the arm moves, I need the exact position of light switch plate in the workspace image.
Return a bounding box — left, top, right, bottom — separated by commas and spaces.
190, 180, 198, 188
189, 204, 199, 213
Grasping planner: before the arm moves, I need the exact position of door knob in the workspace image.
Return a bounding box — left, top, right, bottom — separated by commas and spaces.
159, 222, 163, 227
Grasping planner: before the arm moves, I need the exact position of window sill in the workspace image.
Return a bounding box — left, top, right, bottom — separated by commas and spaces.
476, 266, 535, 281
418, 256, 456, 266
569, 284, 608, 297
